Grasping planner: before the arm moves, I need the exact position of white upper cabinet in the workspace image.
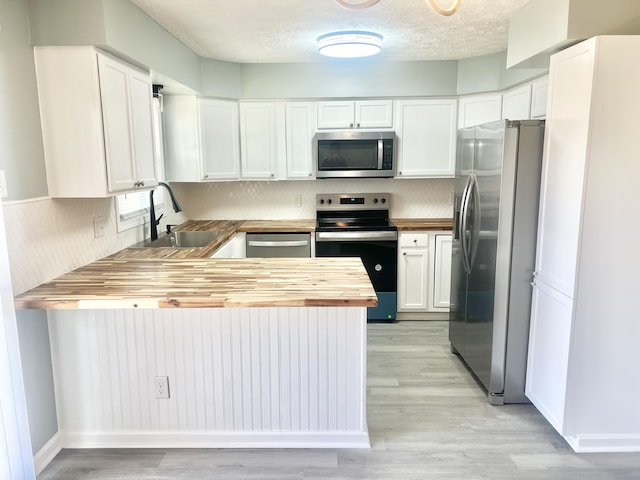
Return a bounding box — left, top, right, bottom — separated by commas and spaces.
164, 96, 240, 182
458, 93, 503, 128
34, 46, 157, 197
317, 100, 393, 129
501, 83, 532, 120
530, 75, 549, 119
285, 102, 316, 179
394, 99, 457, 178
239, 102, 286, 180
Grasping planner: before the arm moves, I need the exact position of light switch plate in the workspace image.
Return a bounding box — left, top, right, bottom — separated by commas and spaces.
0, 170, 8, 198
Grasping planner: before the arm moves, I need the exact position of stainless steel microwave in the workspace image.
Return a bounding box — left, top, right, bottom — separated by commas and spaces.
314, 131, 396, 179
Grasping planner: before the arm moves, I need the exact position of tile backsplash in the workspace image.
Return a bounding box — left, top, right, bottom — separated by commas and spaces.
4, 178, 452, 294
175, 178, 453, 220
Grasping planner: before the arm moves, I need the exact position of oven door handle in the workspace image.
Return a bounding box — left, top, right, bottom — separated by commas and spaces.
316, 231, 398, 242
247, 240, 309, 248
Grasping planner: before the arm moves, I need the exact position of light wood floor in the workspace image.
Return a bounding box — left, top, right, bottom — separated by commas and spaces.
38, 321, 640, 479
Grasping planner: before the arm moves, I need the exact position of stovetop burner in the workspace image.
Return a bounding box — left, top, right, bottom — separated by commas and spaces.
315, 193, 396, 232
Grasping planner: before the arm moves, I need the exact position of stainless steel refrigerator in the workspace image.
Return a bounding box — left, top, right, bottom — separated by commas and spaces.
449, 119, 544, 405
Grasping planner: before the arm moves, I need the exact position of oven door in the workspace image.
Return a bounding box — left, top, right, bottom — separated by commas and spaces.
316, 231, 397, 321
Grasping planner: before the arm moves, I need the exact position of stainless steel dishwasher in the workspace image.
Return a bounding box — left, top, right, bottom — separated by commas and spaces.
245, 233, 311, 258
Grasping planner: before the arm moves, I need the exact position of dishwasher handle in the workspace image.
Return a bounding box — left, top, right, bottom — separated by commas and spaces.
247, 240, 309, 248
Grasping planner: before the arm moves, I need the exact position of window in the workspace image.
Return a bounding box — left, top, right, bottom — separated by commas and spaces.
116, 96, 165, 232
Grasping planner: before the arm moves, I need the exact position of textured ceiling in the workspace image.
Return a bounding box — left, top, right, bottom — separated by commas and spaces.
130, 0, 532, 64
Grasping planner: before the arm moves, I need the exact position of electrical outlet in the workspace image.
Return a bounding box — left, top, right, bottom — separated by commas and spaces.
154, 376, 170, 399
93, 216, 106, 238
0, 170, 8, 198
293, 195, 302, 207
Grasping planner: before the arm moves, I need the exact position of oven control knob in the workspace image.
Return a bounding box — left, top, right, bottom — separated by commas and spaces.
327, 199, 332, 204
373, 198, 379, 204
381, 198, 386, 204
319, 199, 325, 205
374, 264, 383, 272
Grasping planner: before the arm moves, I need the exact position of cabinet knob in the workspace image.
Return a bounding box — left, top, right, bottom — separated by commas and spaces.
350, 123, 354, 128
308, 173, 312, 176
398, 171, 402, 176
413, 239, 417, 243
357, 123, 361, 128
139, 181, 145, 187
270, 173, 275, 178
403, 252, 407, 256
133, 181, 141, 187
204, 174, 209, 179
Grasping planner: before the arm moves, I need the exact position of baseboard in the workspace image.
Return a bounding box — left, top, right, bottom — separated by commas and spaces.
33, 432, 62, 476
61, 430, 371, 449
565, 433, 640, 453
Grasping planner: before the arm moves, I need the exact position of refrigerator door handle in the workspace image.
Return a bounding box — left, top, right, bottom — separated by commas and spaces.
468, 174, 481, 271
460, 174, 473, 274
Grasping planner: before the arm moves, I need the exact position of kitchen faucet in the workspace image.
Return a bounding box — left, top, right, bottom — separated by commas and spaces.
149, 181, 183, 241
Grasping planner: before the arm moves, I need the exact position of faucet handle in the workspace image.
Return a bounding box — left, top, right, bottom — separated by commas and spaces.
166, 224, 177, 234
154, 213, 164, 226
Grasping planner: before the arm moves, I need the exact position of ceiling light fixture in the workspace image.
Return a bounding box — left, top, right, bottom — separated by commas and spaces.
317, 31, 383, 58
427, 0, 461, 16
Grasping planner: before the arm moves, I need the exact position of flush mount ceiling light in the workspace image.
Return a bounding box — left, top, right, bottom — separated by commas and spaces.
317, 31, 383, 58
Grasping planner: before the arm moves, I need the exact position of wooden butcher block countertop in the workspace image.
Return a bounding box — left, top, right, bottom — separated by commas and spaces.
14, 258, 377, 310
392, 218, 453, 231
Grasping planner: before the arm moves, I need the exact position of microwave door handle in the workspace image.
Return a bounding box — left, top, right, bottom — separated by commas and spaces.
378, 139, 384, 170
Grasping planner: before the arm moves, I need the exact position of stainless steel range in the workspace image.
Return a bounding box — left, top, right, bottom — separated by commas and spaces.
315, 193, 397, 322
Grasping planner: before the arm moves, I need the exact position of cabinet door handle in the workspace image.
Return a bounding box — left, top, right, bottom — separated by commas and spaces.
403, 252, 407, 256
350, 122, 354, 128
139, 181, 145, 187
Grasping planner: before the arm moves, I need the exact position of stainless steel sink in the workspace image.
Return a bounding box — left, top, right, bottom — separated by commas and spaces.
131, 230, 225, 249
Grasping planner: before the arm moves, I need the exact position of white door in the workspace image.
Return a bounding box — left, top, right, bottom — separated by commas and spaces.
458, 93, 502, 128
398, 248, 429, 310
240, 103, 277, 179
316, 101, 355, 129
128, 68, 157, 188
394, 99, 457, 177
285, 102, 315, 179
534, 43, 595, 298
355, 100, 393, 128
501, 84, 532, 120
525, 281, 573, 435
200, 99, 240, 180
98, 53, 137, 192
432, 234, 452, 309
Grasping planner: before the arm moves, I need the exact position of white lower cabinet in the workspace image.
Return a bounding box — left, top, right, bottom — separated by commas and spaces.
210, 233, 246, 259
398, 231, 452, 313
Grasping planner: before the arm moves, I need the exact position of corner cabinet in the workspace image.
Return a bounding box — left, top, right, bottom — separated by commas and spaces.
397, 231, 452, 314
394, 99, 457, 178
316, 100, 393, 129
164, 96, 240, 182
34, 46, 157, 197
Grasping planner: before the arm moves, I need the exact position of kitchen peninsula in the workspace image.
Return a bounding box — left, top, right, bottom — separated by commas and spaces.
14, 235, 376, 449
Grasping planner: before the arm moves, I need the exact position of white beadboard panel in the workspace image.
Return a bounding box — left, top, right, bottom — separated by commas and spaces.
48, 307, 368, 448
173, 178, 454, 220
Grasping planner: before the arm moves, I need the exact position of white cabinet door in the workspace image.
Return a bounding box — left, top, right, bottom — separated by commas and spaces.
128, 68, 157, 189
394, 99, 457, 178
239, 102, 284, 180
317, 100, 393, 129
530, 76, 549, 119
501, 84, 532, 121
97, 53, 138, 193
199, 99, 240, 180
534, 44, 594, 298
355, 100, 393, 128
432, 234, 452, 309
398, 247, 429, 311
285, 102, 315, 179
458, 93, 502, 128
316, 101, 355, 129
526, 281, 573, 434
